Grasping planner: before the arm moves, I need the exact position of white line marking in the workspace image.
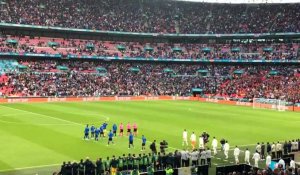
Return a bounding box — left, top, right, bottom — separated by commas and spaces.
0, 105, 179, 171
0, 105, 81, 125
0, 105, 107, 126
0, 119, 75, 125
1, 105, 284, 150
0, 163, 61, 172
0, 105, 179, 151
0, 104, 288, 172
0, 113, 25, 116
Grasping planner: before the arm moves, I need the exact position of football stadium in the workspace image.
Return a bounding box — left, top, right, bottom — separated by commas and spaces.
0, 0, 300, 175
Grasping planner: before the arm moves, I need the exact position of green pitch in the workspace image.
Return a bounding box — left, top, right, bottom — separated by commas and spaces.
0, 100, 299, 175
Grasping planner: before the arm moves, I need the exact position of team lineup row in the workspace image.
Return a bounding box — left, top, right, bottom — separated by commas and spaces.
80, 125, 299, 171
83, 122, 144, 147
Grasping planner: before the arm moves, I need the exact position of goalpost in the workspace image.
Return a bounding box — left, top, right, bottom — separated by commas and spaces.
253, 98, 286, 111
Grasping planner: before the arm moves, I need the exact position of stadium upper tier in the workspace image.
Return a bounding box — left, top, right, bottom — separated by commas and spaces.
0, 36, 299, 60
0, 59, 299, 102
0, 0, 300, 34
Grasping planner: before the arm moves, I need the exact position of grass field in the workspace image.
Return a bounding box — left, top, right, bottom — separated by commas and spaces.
0, 100, 299, 175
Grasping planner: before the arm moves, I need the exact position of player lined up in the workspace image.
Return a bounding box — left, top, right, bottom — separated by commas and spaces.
182, 129, 210, 150
217, 140, 296, 168
84, 123, 147, 150
182, 129, 296, 168
85, 127, 299, 170
123, 122, 138, 136
84, 123, 109, 140
84, 122, 138, 140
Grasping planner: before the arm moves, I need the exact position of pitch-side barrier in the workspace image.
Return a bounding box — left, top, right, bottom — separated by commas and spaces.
0, 96, 299, 112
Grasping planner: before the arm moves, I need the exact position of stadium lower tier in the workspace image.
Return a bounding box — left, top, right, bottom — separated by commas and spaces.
0, 35, 299, 60
0, 58, 299, 102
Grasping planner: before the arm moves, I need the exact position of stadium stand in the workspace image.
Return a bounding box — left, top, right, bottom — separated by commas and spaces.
1, 0, 300, 34
0, 35, 299, 60
0, 0, 300, 174
0, 58, 299, 104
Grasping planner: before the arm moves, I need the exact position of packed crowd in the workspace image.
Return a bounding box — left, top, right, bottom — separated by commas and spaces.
0, 59, 299, 103
0, 35, 299, 60
56, 128, 211, 175
215, 66, 300, 101
55, 150, 202, 175
0, 60, 220, 97
55, 137, 300, 175
1, 0, 300, 34
56, 150, 211, 175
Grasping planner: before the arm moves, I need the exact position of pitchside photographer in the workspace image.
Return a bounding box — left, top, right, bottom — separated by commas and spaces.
201, 131, 210, 146
160, 140, 168, 154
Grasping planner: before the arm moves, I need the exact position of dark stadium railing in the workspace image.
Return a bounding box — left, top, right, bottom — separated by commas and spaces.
57, 165, 209, 175
0, 53, 299, 63
1, 23, 300, 41
216, 164, 253, 175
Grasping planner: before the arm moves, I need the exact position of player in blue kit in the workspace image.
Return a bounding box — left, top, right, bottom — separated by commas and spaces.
112, 123, 118, 137
99, 126, 104, 138
141, 135, 146, 151
84, 124, 90, 140
102, 122, 108, 137
107, 130, 114, 146
91, 125, 95, 138
102, 122, 108, 129
129, 132, 134, 149
95, 128, 100, 141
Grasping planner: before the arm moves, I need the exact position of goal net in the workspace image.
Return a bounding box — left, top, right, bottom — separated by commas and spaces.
253, 98, 286, 111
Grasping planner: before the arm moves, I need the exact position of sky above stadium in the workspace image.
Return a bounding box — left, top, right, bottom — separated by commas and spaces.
177, 0, 300, 3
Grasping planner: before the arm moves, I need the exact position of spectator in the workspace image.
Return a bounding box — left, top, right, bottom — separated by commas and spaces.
1, 0, 300, 34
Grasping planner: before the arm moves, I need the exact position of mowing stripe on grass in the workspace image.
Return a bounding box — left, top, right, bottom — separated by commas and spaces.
0, 104, 280, 152
0, 100, 298, 175
0, 104, 179, 150
0, 119, 75, 125
0, 105, 81, 126
0, 163, 61, 172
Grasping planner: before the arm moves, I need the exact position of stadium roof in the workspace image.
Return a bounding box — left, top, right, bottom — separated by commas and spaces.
176, 0, 300, 3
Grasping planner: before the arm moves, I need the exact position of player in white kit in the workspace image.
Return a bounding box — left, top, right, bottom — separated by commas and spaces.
266, 154, 271, 167
211, 137, 218, 155
182, 129, 188, 146
224, 141, 230, 159
199, 136, 204, 149
233, 146, 240, 164
252, 152, 260, 167
244, 148, 250, 165
190, 132, 196, 149
290, 158, 296, 174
